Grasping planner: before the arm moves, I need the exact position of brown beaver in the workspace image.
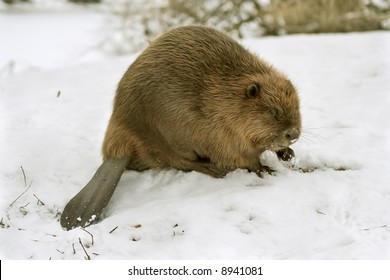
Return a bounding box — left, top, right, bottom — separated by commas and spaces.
61, 26, 301, 230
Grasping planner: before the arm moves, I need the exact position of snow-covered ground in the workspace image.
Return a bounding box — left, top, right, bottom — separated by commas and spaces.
1, 7, 390, 260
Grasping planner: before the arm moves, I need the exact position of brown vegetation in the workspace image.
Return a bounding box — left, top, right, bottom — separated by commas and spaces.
266, 0, 386, 35
105, 0, 389, 53
167, 0, 389, 36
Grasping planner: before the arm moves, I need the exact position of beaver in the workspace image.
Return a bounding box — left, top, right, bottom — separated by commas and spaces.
60, 26, 301, 230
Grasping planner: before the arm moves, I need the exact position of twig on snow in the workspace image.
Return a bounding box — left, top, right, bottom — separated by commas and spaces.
316, 209, 327, 215
10, 182, 32, 207
361, 225, 387, 231
33, 194, 45, 205
19, 202, 30, 215
0, 217, 9, 228
79, 238, 91, 260
10, 166, 33, 206
81, 228, 94, 246
21, 166, 27, 187
109, 226, 118, 234
20, 202, 30, 208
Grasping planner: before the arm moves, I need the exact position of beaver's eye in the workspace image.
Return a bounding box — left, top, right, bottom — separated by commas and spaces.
269, 108, 277, 118
246, 83, 260, 98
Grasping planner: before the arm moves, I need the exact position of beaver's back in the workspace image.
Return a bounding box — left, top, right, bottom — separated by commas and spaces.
114, 26, 271, 118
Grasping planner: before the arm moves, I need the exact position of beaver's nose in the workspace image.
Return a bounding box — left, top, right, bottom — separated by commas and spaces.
284, 128, 300, 142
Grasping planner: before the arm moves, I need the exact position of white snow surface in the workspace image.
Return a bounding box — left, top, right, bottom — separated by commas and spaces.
1, 9, 390, 260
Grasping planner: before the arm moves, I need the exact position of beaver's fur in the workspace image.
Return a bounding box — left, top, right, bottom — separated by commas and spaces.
102, 26, 301, 177
60, 26, 302, 230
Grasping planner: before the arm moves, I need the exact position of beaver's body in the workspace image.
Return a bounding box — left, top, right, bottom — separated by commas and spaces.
61, 26, 301, 230
103, 26, 301, 177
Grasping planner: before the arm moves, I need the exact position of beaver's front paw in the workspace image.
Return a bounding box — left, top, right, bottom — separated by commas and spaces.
276, 147, 295, 162
254, 165, 275, 178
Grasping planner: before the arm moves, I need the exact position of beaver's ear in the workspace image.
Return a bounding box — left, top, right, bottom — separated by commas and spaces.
246, 83, 260, 98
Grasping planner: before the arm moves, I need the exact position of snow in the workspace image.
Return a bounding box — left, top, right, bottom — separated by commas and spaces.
1, 7, 390, 260
0, 6, 108, 74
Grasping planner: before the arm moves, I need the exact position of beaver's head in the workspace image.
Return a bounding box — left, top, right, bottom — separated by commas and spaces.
237, 72, 301, 152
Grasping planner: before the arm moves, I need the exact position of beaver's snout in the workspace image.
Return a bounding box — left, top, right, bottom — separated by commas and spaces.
284, 128, 300, 143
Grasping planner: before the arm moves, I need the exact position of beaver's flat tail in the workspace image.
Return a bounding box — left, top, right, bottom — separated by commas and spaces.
60, 157, 130, 231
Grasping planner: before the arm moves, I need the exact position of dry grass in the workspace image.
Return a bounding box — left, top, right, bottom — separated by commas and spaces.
167, 0, 389, 36
266, 0, 386, 34
102, 0, 389, 53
